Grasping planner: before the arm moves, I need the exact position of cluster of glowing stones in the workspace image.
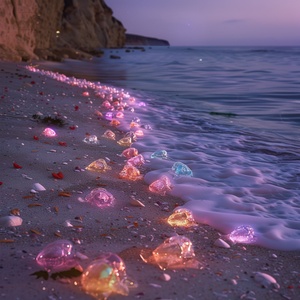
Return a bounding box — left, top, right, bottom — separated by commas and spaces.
228, 225, 256, 244
102, 130, 116, 140
142, 236, 200, 270
83, 135, 99, 144
121, 148, 138, 159
117, 137, 132, 147
119, 164, 142, 181
149, 175, 172, 196
172, 162, 193, 177
85, 188, 115, 208
167, 208, 197, 227
42, 128, 57, 137
150, 150, 168, 159
86, 159, 111, 173
127, 154, 145, 167
81, 253, 136, 299
36, 240, 76, 272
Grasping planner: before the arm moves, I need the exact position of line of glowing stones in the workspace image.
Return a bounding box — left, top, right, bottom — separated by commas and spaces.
85, 159, 111, 173
149, 175, 172, 196
42, 127, 57, 137
81, 253, 137, 299
85, 188, 115, 208
36, 240, 76, 272
228, 225, 256, 244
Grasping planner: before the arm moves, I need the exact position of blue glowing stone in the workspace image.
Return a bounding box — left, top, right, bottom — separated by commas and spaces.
171, 162, 193, 177
151, 150, 168, 159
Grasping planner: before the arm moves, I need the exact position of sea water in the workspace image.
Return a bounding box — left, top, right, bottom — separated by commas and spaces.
39, 46, 300, 250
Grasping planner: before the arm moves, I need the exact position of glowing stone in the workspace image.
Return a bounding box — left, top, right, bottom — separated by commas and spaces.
149, 176, 172, 196
119, 164, 142, 181
228, 225, 256, 244
127, 154, 145, 167
102, 130, 116, 140
36, 240, 76, 272
117, 137, 132, 147
81, 253, 136, 299
115, 112, 124, 118
86, 159, 111, 173
172, 162, 193, 177
130, 122, 139, 128
102, 100, 112, 109
105, 112, 113, 120
42, 128, 56, 137
167, 208, 197, 227
134, 129, 144, 137
85, 188, 115, 208
142, 236, 200, 270
83, 135, 99, 144
151, 150, 168, 159
121, 148, 138, 159
110, 119, 120, 127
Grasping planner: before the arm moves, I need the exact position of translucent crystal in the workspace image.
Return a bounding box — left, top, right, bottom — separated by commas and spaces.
83, 135, 99, 144
148, 236, 199, 270
81, 253, 136, 299
228, 225, 256, 244
151, 150, 168, 159
110, 119, 120, 127
119, 164, 142, 181
36, 240, 76, 272
115, 111, 124, 118
167, 208, 197, 227
42, 128, 57, 137
130, 122, 140, 128
134, 129, 144, 137
127, 154, 145, 167
85, 188, 115, 208
149, 176, 172, 196
172, 162, 193, 177
117, 137, 132, 147
102, 100, 112, 109
105, 112, 114, 120
121, 148, 138, 159
86, 159, 111, 173
102, 130, 116, 140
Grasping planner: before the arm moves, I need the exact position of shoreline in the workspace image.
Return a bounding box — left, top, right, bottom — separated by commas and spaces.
0, 61, 299, 300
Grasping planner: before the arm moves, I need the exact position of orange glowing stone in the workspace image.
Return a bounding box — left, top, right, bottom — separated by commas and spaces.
102, 130, 116, 140
130, 122, 140, 128
121, 148, 138, 159
149, 175, 172, 196
119, 164, 142, 181
117, 137, 132, 147
127, 154, 145, 167
81, 253, 137, 299
141, 236, 200, 270
167, 208, 197, 227
110, 119, 120, 127
86, 159, 111, 173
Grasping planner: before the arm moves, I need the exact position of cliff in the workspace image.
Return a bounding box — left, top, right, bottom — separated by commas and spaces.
126, 34, 170, 46
0, 0, 126, 61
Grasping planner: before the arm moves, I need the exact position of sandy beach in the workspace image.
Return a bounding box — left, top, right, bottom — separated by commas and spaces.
0, 61, 299, 300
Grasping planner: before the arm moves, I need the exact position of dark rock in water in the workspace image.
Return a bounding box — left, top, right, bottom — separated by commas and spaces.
125, 34, 170, 46
110, 55, 121, 59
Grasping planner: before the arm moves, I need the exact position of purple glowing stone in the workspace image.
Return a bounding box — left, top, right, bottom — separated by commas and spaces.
127, 154, 145, 167
229, 225, 256, 244
85, 188, 115, 208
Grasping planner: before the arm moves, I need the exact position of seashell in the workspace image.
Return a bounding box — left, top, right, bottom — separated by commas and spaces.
32, 183, 46, 192
130, 198, 145, 207
214, 238, 231, 248
254, 272, 280, 289
0, 216, 23, 227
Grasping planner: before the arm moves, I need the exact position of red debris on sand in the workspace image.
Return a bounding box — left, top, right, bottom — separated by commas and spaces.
58, 141, 67, 146
52, 172, 64, 179
33, 135, 39, 140
74, 105, 79, 111
0, 182, 3, 186
69, 125, 76, 130
13, 162, 22, 169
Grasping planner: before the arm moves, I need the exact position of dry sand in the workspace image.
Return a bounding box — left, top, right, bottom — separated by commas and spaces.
0, 61, 299, 300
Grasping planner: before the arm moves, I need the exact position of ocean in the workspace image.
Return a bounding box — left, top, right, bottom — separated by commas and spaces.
38, 46, 300, 251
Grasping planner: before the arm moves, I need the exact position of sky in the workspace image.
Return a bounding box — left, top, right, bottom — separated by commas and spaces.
106, 0, 300, 46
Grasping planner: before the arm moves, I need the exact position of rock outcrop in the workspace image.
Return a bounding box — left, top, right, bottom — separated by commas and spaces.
126, 34, 170, 46
0, 0, 125, 61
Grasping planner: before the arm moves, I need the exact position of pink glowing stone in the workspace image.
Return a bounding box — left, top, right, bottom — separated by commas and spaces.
119, 164, 142, 181
36, 240, 76, 272
134, 129, 144, 137
42, 128, 57, 137
85, 188, 115, 208
115, 111, 124, 118
121, 148, 138, 159
149, 175, 172, 196
127, 154, 145, 167
82, 91, 89, 97
102, 100, 112, 109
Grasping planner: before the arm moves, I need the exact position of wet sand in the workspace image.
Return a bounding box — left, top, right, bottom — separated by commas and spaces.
0, 61, 299, 300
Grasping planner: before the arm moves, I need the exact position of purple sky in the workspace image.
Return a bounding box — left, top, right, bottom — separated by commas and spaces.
106, 0, 300, 46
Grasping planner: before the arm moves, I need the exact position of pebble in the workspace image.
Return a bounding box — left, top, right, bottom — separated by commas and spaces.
214, 238, 231, 248
254, 272, 280, 289
32, 182, 46, 192
0, 216, 23, 227
160, 273, 171, 281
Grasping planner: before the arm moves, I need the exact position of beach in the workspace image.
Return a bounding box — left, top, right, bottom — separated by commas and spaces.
0, 61, 300, 300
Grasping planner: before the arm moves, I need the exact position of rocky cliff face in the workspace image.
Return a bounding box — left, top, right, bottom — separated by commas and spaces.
0, 0, 125, 61
126, 34, 170, 46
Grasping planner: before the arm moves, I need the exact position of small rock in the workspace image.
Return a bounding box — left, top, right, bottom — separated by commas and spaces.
160, 273, 171, 281
254, 272, 280, 289
0, 216, 23, 227
214, 238, 230, 248
130, 198, 145, 207
32, 183, 46, 192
